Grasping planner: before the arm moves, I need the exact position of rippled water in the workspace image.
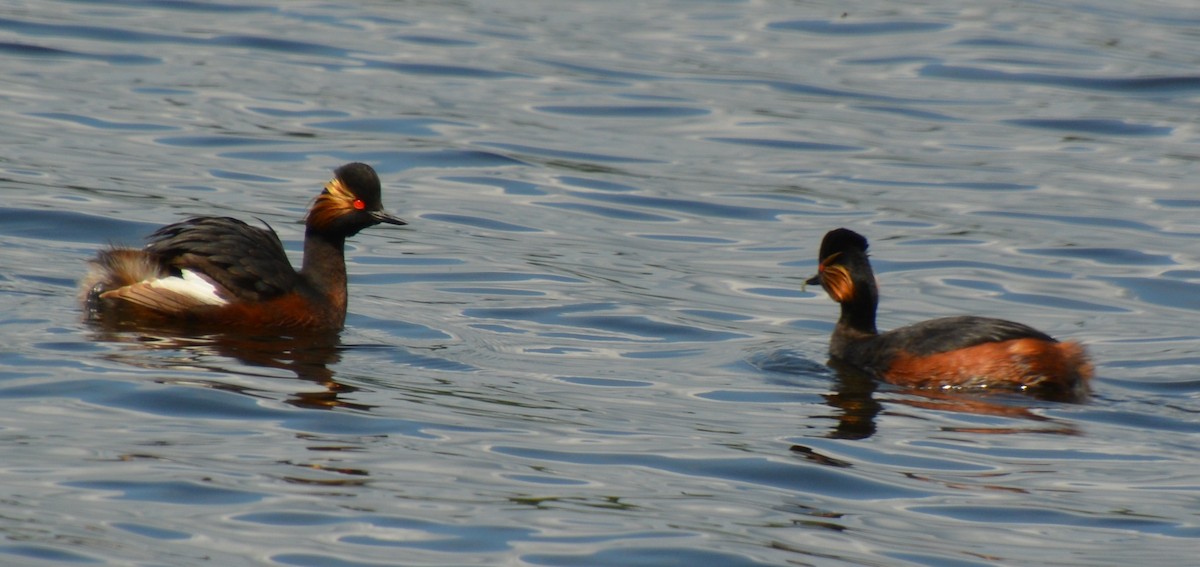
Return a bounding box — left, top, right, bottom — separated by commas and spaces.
1, 1, 1198, 565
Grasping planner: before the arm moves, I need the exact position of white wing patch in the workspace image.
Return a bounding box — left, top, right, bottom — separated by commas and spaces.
101, 268, 230, 313
146, 269, 229, 306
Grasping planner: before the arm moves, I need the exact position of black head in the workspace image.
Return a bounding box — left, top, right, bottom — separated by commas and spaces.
819, 228, 869, 261
307, 162, 406, 236
333, 163, 383, 210
806, 228, 874, 304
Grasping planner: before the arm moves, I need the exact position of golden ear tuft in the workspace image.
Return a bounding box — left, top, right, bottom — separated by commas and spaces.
323, 177, 354, 200
821, 264, 855, 303
307, 180, 357, 228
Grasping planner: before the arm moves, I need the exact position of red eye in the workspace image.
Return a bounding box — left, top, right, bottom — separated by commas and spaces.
352, 199, 366, 210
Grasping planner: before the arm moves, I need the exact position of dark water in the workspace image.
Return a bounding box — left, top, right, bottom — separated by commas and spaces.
1, 1, 1198, 565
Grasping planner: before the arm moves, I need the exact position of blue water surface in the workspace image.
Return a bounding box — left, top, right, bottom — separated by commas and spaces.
0, 1, 1197, 566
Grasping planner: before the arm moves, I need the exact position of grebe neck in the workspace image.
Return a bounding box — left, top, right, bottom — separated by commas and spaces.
299, 230, 348, 322
831, 283, 879, 358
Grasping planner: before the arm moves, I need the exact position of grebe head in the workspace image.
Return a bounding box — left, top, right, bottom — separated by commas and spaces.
307, 162, 406, 237
806, 228, 873, 305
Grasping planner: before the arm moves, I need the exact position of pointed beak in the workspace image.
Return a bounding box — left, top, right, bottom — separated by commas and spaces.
804, 273, 821, 287
371, 210, 407, 226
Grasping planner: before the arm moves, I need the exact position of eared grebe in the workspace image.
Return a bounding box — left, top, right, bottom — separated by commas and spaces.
81, 162, 405, 332
807, 228, 1092, 396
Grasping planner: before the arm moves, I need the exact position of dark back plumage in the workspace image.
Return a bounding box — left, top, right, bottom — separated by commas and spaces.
146, 217, 299, 302
866, 316, 1057, 358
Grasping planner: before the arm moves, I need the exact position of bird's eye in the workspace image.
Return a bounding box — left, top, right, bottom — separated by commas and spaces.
352, 199, 366, 210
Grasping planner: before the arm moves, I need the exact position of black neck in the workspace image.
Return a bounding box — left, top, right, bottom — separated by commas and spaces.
830, 272, 879, 358
299, 230, 348, 323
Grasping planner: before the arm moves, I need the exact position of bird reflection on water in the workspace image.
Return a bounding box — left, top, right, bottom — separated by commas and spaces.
819, 358, 1082, 440
751, 348, 1082, 442
87, 325, 372, 412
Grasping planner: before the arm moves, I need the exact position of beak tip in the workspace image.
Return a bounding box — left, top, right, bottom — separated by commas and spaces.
374, 211, 407, 226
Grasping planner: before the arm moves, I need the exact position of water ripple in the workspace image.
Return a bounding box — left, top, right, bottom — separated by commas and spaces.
920, 63, 1200, 94
910, 505, 1197, 537
423, 213, 542, 233
1004, 118, 1172, 137
1020, 247, 1175, 266
308, 117, 467, 136
707, 137, 864, 152
0, 545, 100, 564
0, 40, 157, 64
534, 105, 709, 118
524, 547, 780, 567
28, 112, 176, 131
463, 303, 747, 343
63, 480, 265, 505
478, 142, 664, 164
491, 446, 930, 500
361, 60, 527, 79
566, 190, 800, 221
768, 19, 952, 35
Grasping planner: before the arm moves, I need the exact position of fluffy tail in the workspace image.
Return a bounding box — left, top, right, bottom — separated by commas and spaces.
1056, 340, 1094, 384
1020, 338, 1093, 399
79, 248, 165, 314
